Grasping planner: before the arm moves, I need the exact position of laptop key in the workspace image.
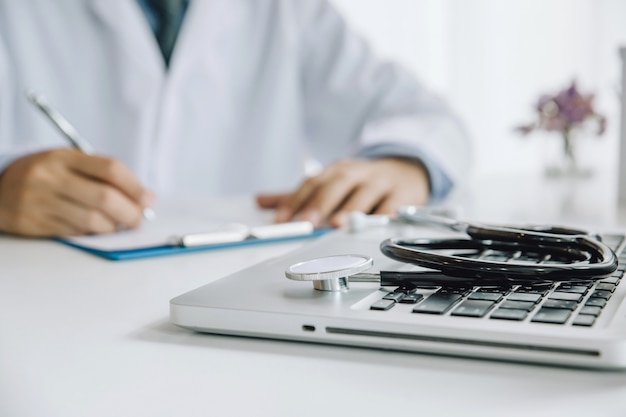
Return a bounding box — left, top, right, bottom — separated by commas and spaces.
499, 300, 536, 311
383, 292, 406, 302
412, 293, 463, 315
370, 299, 396, 311
594, 283, 616, 292
451, 299, 495, 318
559, 280, 594, 288
556, 285, 589, 294
398, 293, 424, 304
468, 291, 503, 302
476, 286, 512, 294
516, 284, 553, 295
579, 306, 602, 316
572, 314, 596, 327
507, 293, 542, 303
549, 292, 583, 303
600, 276, 620, 285
490, 308, 528, 321
585, 298, 607, 308
439, 287, 473, 296
531, 308, 571, 324
589, 290, 612, 300
542, 299, 577, 310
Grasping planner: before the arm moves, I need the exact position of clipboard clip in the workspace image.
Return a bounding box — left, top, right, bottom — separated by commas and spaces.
170, 221, 315, 247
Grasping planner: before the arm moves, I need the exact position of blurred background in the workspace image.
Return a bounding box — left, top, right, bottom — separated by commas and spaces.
331, 0, 626, 189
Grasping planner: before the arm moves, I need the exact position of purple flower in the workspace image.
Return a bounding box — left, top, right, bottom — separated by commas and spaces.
517, 81, 606, 137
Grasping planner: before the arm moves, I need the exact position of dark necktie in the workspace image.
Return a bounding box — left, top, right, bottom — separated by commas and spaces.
147, 0, 187, 66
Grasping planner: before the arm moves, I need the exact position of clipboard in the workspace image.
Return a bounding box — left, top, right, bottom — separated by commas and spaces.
57, 226, 329, 261
57, 216, 331, 261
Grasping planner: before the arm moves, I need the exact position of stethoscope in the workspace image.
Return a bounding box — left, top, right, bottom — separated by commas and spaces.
285, 206, 619, 291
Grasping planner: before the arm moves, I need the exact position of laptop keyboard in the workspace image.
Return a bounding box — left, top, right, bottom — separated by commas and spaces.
370, 234, 625, 327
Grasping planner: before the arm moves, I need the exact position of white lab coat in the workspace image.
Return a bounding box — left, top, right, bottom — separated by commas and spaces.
0, 0, 469, 198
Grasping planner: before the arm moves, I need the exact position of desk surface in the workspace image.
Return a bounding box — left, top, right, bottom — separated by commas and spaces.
2, 181, 626, 417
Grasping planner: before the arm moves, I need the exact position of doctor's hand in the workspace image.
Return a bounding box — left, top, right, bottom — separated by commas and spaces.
0, 148, 154, 237
256, 157, 430, 228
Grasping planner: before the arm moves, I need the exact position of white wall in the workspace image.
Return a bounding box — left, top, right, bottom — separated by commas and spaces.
330, 0, 626, 184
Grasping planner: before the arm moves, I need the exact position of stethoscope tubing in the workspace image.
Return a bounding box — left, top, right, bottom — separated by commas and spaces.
380, 236, 617, 282
383, 207, 619, 283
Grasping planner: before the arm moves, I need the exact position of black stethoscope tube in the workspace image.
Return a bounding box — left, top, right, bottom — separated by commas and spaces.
380, 207, 619, 284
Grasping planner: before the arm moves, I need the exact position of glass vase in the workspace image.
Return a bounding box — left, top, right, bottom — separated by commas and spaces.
545, 131, 592, 178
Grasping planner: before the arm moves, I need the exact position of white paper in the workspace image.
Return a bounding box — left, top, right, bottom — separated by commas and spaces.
62, 214, 229, 251
61, 208, 315, 252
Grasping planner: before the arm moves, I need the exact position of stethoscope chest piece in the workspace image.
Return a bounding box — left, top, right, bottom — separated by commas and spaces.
285, 254, 373, 292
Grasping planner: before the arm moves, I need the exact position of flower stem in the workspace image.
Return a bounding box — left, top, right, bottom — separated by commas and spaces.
562, 129, 576, 172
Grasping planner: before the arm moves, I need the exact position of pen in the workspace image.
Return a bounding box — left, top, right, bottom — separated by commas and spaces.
26, 91, 156, 221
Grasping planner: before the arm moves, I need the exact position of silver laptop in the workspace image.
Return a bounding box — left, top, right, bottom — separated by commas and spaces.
170, 221, 626, 369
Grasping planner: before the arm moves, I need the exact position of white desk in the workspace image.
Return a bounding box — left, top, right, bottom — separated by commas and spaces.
2, 189, 626, 417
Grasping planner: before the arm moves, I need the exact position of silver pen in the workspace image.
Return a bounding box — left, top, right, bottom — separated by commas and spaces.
26, 91, 156, 220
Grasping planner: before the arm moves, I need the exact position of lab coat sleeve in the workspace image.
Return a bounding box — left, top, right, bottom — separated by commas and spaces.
0, 33, 44, 176
297, 0, 471, 202
0, 33, 13, 174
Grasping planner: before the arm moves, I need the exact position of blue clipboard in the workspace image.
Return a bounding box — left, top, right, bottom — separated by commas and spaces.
56, 228, 331, 261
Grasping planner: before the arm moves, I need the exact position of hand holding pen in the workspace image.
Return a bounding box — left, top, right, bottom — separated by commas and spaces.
0, 93, 155, 237
26, 92, 156, 221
